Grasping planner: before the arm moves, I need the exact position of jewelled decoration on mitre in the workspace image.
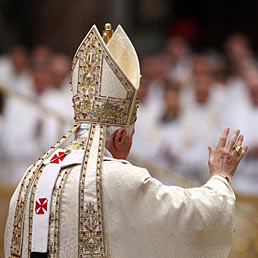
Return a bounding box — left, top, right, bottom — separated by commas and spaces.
70, 24, 140, 126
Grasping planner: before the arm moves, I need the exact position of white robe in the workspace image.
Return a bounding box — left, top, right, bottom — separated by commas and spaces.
131, 103, 162, 161
225, 101, 258, 195
39, 87, 73, 151
0, 56, 32, 95
4, 141, 235, 258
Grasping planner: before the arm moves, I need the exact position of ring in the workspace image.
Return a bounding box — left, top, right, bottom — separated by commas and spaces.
234, 146, 242, 155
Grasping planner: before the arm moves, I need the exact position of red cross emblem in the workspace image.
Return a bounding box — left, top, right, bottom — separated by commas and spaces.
35, 198, 48, 215
50, 151, 67, 164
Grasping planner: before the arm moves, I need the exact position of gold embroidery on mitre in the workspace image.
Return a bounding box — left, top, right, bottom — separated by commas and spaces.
70, 25, 139, 126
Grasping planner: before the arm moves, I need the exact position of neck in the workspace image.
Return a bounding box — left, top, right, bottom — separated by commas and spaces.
74, 123, 113, 158
75, 123, 90, 139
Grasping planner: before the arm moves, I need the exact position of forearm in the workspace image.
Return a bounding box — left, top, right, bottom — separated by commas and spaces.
202, 175, 235, 199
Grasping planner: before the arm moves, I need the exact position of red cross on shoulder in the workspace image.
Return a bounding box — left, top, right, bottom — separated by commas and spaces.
50, 152, 67, 164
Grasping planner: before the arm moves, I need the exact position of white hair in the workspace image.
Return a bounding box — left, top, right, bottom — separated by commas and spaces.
106, 125, 134, 143
75, 123, 134, 143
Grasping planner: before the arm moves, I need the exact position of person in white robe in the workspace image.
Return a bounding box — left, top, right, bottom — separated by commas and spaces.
4, 24, 248, 258
130, 76, 162, 161
39, 54, 73, 152
157, 79, 194, 178
225, 68, 258, 195
1, 67, 56, 184
179, 55, 225, 182
0, 46, 32, 95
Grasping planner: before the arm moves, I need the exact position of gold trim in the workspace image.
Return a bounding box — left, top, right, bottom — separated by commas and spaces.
10, 163, 40, 258
48, 167, 72, 258
27, 165, 46, 255
78, 124, 108, 257
9, 124, 80, 258
98, 125, 109, 257
78, 124, 93, 257
71, 26, 138, 126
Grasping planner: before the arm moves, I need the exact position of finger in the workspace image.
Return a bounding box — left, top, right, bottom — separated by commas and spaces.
227, 129, 240, 150
239, 145, 248, 160
217, 127, 230, 149
208, 145, 215, 158
235, 134, 244, 147
232, 135, 244, 158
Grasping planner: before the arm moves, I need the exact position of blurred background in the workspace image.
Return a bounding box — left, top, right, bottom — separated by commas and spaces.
1, 0, 258, 257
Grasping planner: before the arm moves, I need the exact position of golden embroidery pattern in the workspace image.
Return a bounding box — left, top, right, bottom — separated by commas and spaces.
80, 202, 104, 256
78, 124, 107, 257
9, 124, 80, 258
71, 27, 137, 126
66, 138, 87, 151
9, 164, 42, 258
28, 165, 46, 255
48, 167, 72, 258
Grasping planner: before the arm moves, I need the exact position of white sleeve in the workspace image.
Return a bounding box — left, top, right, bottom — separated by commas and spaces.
136, 174, 235, 257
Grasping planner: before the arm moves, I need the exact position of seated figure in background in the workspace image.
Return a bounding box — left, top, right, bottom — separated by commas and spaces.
180, 54, 223, 182
158, 79, 193, 175
0, 45, 31, 94
226, 67, 258, 194
131, 75, 162, 160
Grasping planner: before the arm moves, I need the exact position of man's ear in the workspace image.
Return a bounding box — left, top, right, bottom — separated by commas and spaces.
114, 128, 126, 149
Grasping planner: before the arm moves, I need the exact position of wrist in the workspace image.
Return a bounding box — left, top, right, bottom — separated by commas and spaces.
212, 174, 232, 184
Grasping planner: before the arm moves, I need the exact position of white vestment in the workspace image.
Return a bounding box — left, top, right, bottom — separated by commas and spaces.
225, 101, 258, 195
4, 138, 235, 258
0, 56, 32, 95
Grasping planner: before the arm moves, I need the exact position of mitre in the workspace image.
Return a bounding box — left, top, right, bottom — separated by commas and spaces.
71, 23, 140, 125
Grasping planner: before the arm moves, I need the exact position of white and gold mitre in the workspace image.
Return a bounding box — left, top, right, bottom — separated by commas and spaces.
71, 23, 140, 126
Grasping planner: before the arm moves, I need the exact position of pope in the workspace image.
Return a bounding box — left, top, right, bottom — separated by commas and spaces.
4, 23, 247, 258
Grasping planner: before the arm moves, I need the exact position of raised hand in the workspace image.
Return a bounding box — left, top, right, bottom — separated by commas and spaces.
208, 128, 248, 183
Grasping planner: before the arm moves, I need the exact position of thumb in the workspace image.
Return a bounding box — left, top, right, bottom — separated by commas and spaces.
208, 145, 215, 158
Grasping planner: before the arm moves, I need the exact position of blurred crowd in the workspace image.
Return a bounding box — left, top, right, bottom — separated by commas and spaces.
0, 33, 258, 195
0, 45, 73, 182
132, 33, 258, 194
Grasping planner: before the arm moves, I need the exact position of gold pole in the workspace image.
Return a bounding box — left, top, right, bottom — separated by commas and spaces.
102, 23, 114, 44
0, 83, 71, 124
